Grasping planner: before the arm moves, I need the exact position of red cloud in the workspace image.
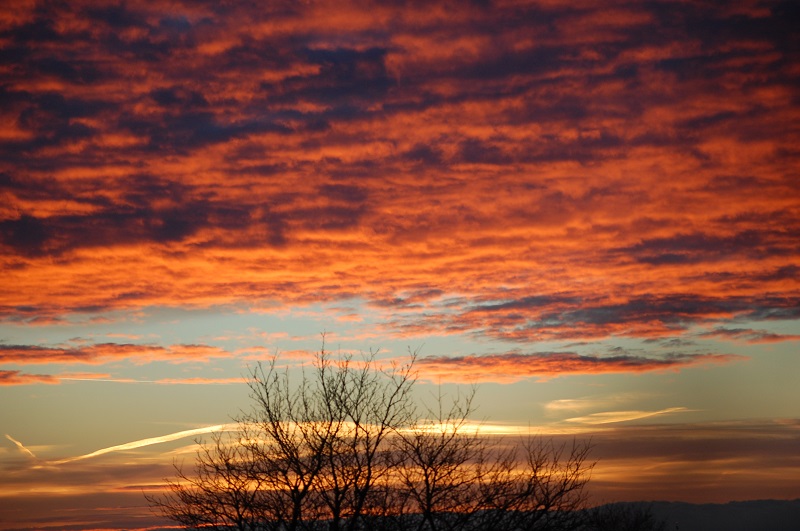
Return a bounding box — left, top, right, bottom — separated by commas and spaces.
416, 351, 745, 384
0, 343, 232, 365
0, 0, 797, 349
0, 370, 58, 385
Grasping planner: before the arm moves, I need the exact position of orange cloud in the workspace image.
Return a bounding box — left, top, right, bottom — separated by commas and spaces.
0, 0, 797, 357
0, 342, 232, 365
415, 351, 744, 384
0, 370, 58, 385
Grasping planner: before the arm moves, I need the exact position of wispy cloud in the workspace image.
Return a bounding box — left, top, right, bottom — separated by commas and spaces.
565, 407, 689, 425
698, 327, 800, 344
544, 393, 643, 413
0, 370, 58, 385
416, 352, 743, 383
5, 434, 37, 459
0, 369, 246, 386
45, 424, 236, 466
57, 374, 245, 385
0, 342, 232, 365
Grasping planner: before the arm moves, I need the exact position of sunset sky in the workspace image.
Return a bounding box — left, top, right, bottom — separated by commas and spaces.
1, 0, 799, 529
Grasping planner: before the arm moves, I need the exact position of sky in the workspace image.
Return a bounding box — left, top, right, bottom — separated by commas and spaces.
0, 0, 799, 528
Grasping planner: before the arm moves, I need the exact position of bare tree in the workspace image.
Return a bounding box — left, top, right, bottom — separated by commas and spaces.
148, 342, 594, 531
297, 346, 416, 530
147, 429, 279, 531
389, 387, 492, 531
390, 387, 593, 531
148, 342, 416, 531
495, 437, 594, 531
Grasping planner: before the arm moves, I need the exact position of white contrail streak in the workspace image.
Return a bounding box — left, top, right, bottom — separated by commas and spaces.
565, 407, 688, 425
5, 434, 37, 458
46, 424, 236, 465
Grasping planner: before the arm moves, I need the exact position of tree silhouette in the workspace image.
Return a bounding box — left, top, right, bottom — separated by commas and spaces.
390, 388, 592, 531
147, 343, 594, 530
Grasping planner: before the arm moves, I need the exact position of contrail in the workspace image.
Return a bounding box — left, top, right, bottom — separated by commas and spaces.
5, 434, 37, 459
46, 424, 236, 465
565, 407, 689, 425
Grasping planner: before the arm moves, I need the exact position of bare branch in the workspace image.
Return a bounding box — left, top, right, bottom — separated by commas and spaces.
148, 340, 594, 531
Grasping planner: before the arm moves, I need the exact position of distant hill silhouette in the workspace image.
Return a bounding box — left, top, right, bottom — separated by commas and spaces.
615, 499, 800, 531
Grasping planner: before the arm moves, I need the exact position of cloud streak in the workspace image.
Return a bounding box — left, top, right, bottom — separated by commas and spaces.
5, 434, 37, 459
698, 327, 800, 344
45, 424, 236, 466
565, 407, 689, 425
416, 351, 743, 383
0, 342, 232, 365
0, 369, 58, 385
0, 370, 246, 387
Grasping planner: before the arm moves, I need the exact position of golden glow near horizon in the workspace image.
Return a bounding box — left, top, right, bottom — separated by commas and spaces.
1, 0, 799, 529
